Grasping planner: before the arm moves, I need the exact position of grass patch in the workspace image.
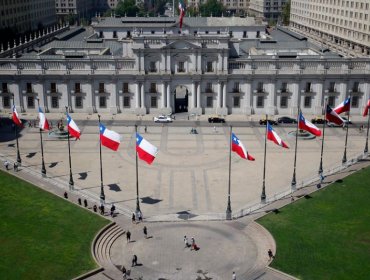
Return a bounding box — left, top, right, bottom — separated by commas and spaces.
258, 167, 370, 280
0, 170, 109, 279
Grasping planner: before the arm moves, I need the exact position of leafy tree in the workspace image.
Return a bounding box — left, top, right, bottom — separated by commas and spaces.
281, 0, 291, 25
186, 6, 198, 17
199, 0, 225, 17
115, 0, 139, 17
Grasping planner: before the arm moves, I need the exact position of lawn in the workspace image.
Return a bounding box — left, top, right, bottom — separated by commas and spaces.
258, 166, 370, 280
0, 170, 109, 279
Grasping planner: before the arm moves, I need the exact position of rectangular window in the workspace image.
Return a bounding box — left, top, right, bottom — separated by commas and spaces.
257, 96, 264, 107
51, 82, 56, 93
150, 83, 156, 93
233, 82, 240, 93
150, 96, 157, 108
75, 96, 83, 108
206, 96, 213, 108
51, 96, 59, 108
305, 82, 311, 92
27, 96, 35, 108
123, 83, 129, 93
99, 83, 104, 93
99, 96, 106, 108
3, 96, 10, 108
328, 96, 335, 107
329, 82, 336, 92
150, 61, 156, 72
281, 82, 287, 93
178, 61, 185, 72
75, 83, 81, 93
257, 82, 263, 93
123, 96, 130, 107
352, 82, 359, 92
233, 96, 240, 107
26, 83, 32, 93
206, 61, 213, 72
2, 82, 8, 93
304, 96, 311, 108
351, 96, 359, 108
280, 96, 288, 108
113, 31, 117, 38
206, 83, 212, 93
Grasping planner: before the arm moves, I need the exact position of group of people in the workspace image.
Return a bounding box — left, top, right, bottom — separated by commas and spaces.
131, 211, 143, 223
3, 160, 19, 171
184, 235, 199, 251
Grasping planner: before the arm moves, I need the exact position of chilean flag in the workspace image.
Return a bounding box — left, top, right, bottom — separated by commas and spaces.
38, 107, 50, 131
363, 98, 370, 117
267, 123, 289, 148
178, 0, 186, 29
298, 112, 321, 137
99, 123, 121, 151
231, 133, 255, 160
334, 97, 351, 114
136, 133, 158, 164
12, 105, 23, 127
67, 114, 81, 139
326, 105, 344, 126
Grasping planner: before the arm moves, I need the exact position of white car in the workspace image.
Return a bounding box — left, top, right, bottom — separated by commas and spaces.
154, 115, 172, 123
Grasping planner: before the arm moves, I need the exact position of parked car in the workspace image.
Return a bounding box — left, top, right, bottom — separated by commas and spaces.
154, 115, 172, 123
259, 118, 278, 125
277, 116, 297, 124
311, 117, 326, 124
208, 116, 225, 123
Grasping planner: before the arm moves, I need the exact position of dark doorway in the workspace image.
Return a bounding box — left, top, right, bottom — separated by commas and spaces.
174, 87, 188, 113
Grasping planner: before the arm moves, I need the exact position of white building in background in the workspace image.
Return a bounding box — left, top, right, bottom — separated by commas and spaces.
290, 0, 370, 58
0, 17, 369, 116
0, 0, 56, 33
249, 0, 287, 21
55, 0, 96, 21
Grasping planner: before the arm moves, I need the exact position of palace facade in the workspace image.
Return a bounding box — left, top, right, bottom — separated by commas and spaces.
0, 17, 369, 116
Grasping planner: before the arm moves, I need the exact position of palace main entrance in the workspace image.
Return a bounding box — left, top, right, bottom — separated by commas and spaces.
174, 86, 188, 113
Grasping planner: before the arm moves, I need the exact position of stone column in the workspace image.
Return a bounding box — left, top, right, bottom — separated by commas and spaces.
110, 82, 118, 114
267, 81, 276, 115
217, 82, 222, 109
162, 82, 166, 108
166, 83, 170, 109
192, 82, 197, 108
140, 83, 145, 108
197, 82, 201, 108
222, 82, 227, 108
244, 81, 252, 115
136, 83, 140, 108
314, 80, 324, 115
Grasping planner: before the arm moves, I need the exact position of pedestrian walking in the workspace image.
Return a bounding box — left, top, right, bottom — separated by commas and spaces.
13, 162, 18, 171
132, 212, 136, 223
131, 254, 137, 267
4, 160, 9, 170
143, 226, 147, 239
64, 191, 68, 199
83, 199, 88, 207
213, 126, 216, 133
144, 125, 147, 133
232, 271, 236, 280
100, 204, 105, 215
268, 249, 274, 260
110, 204, 116, 217
126, 230, 131, 243
122, 265, 127, 279
137, 211, 143, 222
78, 198, 82, 205
184, 235, 189, 248
93, 204, 97, 212
191, 237, 195, 250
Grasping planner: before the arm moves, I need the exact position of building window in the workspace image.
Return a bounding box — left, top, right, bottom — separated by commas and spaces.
206, 96, 213, 108
280, 96, 288, 108
305, 82, 312, 93
2, 82, 8, 93
26, 83, 32, 93
257, 96, 264, 108
99, 83, 105, 93
123, 96, 130, 107
51, 96, 59, 108
178, 61, 185, 72
149, 61, 157, 72
99, 96, 106, 108
206, 83, 212, 93
150, 96, 157, 108
328, 96, 335, 107
75, 96, 83, 108
123, 83, 129, 93
75, 83, 81, 93
27, 96, 35, 108
51, 83, 56, 93
113, 31, 117, 38
150, 83, 156, 93
281, 82, 287, 93
233, 96, 240, 107
257, 82, 264, 93
329, 82, 336, 92
352, 82, 359, 92
304, 96, 311, 108
233, 82, 240, 93
206, 61, 213, 72
3, 96, 10, 108
351, 96, 359, 108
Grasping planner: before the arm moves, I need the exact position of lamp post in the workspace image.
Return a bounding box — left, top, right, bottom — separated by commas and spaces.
291, 90, 302, 190
11, 94, 22, 165
36, 98, 46, 176
135, 125, 141, 215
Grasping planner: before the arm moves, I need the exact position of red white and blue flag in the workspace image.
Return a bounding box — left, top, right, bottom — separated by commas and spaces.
231, 133, 255, 160
136, 133, 158, 164
12, 105, 23, 127
363, 98, 370, 117
67, 114, 81, 139
38, 107, 50, 131
334, 97, 351, 114
326, 104, 344, 126
267, 123, 289, 148
99, 123, 121, 151
298, 112, 321, 137
178, 0, 186, 29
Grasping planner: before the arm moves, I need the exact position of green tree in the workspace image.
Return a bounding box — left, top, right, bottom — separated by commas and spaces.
115, 0, 139, 17
186, 6, 198, 17
199, 0, 225, 17
281, 0, 291, 25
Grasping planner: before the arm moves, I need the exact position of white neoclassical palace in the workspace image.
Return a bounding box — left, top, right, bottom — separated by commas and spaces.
0, 17, 369, 116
